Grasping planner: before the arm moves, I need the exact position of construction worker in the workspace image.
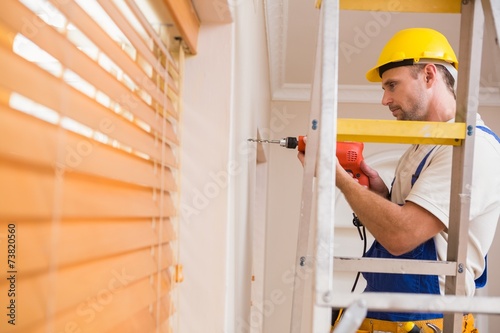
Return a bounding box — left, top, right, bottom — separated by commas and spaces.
299, 28, 500, 332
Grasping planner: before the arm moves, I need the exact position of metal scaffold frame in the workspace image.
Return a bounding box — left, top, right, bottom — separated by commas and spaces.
289, 0, 500, 332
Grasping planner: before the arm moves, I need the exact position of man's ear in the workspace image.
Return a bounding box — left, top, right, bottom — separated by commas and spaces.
423, 64, 437, 84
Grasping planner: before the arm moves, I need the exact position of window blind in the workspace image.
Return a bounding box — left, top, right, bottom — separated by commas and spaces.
0, 0, 182, 332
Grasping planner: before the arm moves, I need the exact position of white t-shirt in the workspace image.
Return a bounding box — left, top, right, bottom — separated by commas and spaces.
390, 114, 500, 296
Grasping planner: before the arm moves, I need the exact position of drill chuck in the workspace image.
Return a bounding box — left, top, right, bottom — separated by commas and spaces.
280, 137, 299, 149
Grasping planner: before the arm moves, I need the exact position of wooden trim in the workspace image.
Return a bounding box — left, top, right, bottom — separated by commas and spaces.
123, 0, 179, 68
0, 20, 15, 49
0, 105, 178, 188
339, 0, 461, 13
0, 0, 178, 124
27, 274, 173, 333
0, 161, 176, 220
106, 295, 174, 333
0, 53, 178, 160
0, 1, 181, 330
48, 0, 179, 115
2, 245, 174, 330
162, 0, 201, 54
6, 219, 176, 273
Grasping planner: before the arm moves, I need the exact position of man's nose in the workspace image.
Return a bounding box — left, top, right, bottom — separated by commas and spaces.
381, 91, 391, 106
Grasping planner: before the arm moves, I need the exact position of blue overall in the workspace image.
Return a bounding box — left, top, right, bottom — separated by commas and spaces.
362, 125, 499, 322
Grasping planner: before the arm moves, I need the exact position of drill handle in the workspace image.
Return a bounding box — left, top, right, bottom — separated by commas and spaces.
297, 136, 306, 153
347, 168, 369, 187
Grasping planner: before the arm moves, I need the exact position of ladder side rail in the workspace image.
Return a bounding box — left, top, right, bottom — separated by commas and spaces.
445, 0, 485, 332
482, 0, 500, 37
289, 3, 324, 332
312, 0, 340, 332
481, 0, 500, 87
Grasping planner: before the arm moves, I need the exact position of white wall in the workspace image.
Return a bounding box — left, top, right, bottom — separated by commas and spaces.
230, 2, 272, 332
264, 101, 311, 333
179, 1, 272, 332
180, 23, 234, 333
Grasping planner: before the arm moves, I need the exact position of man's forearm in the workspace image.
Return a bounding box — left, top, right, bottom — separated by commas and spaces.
337, 174, 406, 252
335, 168, 444, 256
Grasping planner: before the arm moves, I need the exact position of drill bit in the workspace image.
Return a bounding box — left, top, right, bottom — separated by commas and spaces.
248, 137, 303, 150
247, 138, 281, 144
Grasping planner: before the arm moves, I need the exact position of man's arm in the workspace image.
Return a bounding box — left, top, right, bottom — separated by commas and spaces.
335, 160, 445, 256
359, 160, 389, 199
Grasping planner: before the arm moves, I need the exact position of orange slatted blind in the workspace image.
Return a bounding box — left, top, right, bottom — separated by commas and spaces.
0, 0, 182, 332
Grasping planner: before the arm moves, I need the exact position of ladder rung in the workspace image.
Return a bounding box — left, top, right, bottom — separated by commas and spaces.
339, 0, 460, 13
334, 257, 457, 276
319, 292, 500, 315
338, 118, 466, 145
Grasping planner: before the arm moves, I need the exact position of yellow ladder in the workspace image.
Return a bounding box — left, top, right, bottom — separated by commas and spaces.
290, 1, 500, 332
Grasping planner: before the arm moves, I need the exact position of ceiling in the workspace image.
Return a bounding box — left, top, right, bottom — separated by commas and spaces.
184, 0, 500, 106
263, 1, 500, 105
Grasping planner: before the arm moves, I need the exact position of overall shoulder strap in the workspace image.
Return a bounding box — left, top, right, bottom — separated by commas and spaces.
411, 146, 436, 188
477, 125, 500, 143
475, 255, 488, 288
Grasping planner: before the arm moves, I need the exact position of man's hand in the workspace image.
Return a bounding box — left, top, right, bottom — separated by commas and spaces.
360, 160, 390, 198
297, 150, 306, 166
335, 155, 389, 198
297, 136, 307, 166
298, 139, 387, 195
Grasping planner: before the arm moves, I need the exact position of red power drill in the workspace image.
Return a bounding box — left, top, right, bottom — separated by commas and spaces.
249, 136, 369, 187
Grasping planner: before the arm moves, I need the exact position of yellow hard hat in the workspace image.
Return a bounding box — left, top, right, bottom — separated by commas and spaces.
366, 28, 458, 82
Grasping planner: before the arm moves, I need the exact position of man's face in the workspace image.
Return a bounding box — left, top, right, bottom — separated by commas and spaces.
380, 66, 427, 121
